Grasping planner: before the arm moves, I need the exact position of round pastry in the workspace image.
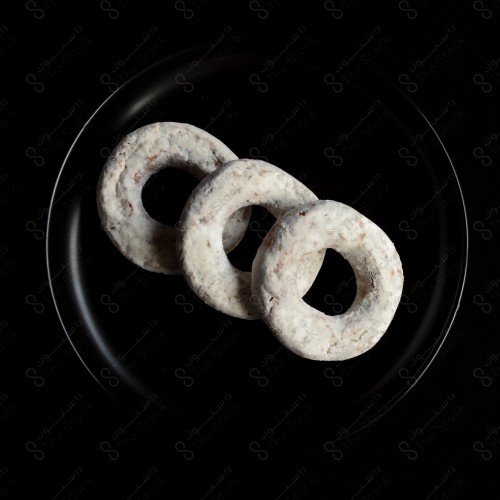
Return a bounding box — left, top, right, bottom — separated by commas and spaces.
177, 159, 325, 319
96, 122, 251, 274
251, 199, 404, 361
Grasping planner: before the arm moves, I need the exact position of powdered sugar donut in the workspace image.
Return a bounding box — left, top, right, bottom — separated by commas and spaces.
97, 122, 250, 274
177, 159, 325, 319
251, 200, 404, 361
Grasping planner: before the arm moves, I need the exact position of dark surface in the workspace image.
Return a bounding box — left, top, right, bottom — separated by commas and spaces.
4, 0, 500, 497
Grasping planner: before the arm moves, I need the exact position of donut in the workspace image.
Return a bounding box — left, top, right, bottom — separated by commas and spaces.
177, 159, 326, 319
251, 200, 404, 361
96, 122, 251, 274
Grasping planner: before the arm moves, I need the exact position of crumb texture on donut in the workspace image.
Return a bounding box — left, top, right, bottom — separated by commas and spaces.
96, 122, 250, 274
177, 159, 326, 319
252, 199, 404, 361
98, 123, 403, 363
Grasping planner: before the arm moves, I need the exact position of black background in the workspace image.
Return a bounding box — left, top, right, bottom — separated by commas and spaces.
3, 0, 500, 497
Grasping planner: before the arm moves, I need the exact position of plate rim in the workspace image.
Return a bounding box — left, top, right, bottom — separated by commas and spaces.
45, 45, 470, 432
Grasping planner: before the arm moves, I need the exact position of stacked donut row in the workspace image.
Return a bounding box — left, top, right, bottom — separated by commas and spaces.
97, 122, 404, 361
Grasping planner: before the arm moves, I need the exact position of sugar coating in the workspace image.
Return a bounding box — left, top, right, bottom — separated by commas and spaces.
96, 122, 250, 274
177, 159, 326, 319
251, 200, 404, 361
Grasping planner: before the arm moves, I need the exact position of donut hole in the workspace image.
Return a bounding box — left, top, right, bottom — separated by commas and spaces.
302, 248, 357, 315
227, 205, 276, 271
141, 167, 199, 226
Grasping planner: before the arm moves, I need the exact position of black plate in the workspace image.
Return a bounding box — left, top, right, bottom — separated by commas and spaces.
46, 37, 467, 458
